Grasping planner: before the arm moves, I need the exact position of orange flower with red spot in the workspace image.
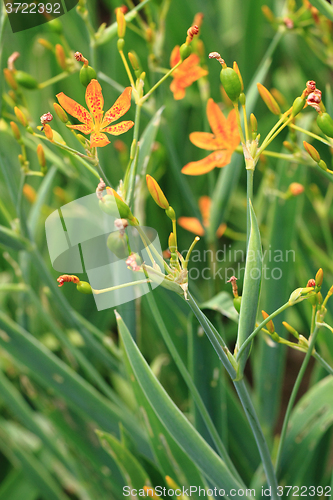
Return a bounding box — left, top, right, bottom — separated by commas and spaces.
182, 98, 240, 175
56, 79, 134, 148
170, 46, 208, 100
178, 196, 226, 237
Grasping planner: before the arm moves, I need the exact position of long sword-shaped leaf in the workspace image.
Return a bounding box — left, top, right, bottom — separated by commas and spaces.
0, 311, 149, 456
236, 201, 262, 376
116, 311, 253, 499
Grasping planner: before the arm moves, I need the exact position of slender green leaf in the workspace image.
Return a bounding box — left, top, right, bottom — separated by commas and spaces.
307, 0, 333, 21
97, 431, 151, 490
201, 291, 239, 323
236, 201, 262, 375
0, 469, 39, 500
116, 311, 252, 499
0, 225, 32, 251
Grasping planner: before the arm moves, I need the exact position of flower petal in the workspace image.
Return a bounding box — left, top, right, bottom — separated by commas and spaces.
170, 46, 181, 68
56, 92, 93, 128
198, 196, 211, 223
102, 87, 133, 127
182, 151, 233, 176
216, 223, 227, 238
85, 79, 104, 125
178, 217, 205, 236
206, 98, 230, 143
103, 120, 134, 136
90, 132, 110, 148
170, 80, 186, 100
66, 124, 92, 134
189, 132, 220, 150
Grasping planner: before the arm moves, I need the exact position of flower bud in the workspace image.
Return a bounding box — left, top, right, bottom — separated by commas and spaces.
79, 65, 97, 87
3, 68, 18, 90
14, 106, 27, 127
38, 38, 54, 51
282, 321, 299, 339
14, 71, 38, 89
146, 175, 169, 209
43, 124, 53, 141
47, 18, 63, 34
76, 281, 93, 294
239, 93, 246, 106
117, 39, 125, 51
53, 102, 68, 123
262, 310, 275, 334
117, 8, 126, 38
291, 97, 306, 117
179, 43, 192, 60
23, 184, 37, 203
303, 141, 320, 162
250, 113, 257, 134
10, 121, 21, 141
261, 5, 275, 23
315, 268, 323, 287
283, 141, 294, 152
318, 159, 328, 171
168, 232, 177, 252
55, 44, 67, 71
233, 296, 241, 313
36, 144, 46, 168
233, 61, 243, 91
257, 83, 281, 115
220, 67, 242, 103
165, 206, 176, 221
288, 182, 304, 196
317, 113, 333, 138
99, 191, 136, 223
128, 51, 140, 71
107, 231, 130, 259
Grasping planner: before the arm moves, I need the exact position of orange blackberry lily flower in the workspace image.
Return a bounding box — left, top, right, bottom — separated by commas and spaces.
56, 79, 134, 148
178, 196, 226, 238
182, 98, 240, 175
170, 46, 208, 100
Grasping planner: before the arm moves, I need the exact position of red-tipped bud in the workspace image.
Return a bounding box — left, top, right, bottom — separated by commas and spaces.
117, 8, 126, 38
303, 141, 320, 163
146, 175, 169, 209
262, 310, 275, 334
306, 80, 316, 94
282, 321, 299, 339
186, 24, 199, 44
10, 121, 21, 141
233, 61, 244, 92
257, 83, 281, 115
315, 268, 323, 287
36, 144, 46, 168
307, 278, 316, 288
14, 106, 27, 127
40, 112, 53, 125
3, 68, 18, 90
43, 124, 53, 141
55, 44, 67, 70
307, 89, 322, 112
53, 102, 68, 123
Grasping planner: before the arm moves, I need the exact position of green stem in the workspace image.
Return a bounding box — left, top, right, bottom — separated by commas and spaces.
187, 293, 278, 498
313, 351, 333, 375
275, 324, 321, 475
246, 169, 254, 246
119, 50, 135, 87
236, 302, 290, 361
140, 60, 182, 104
38, 72, 70, 89
289, 123, 332, 146
93, 278, 151, 294
145, 291, 244, 484
255, 115, 293, 161
125, 103, 142, 206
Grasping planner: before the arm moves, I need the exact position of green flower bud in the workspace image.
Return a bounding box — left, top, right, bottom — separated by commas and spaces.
165, 206, 176, 221
117, 39, 125, 52
107, 231, 130, 260
79, 65, 97, 87
76, 281, 93, 294
291, 97, 306, 117
233, 296, 241, 313
317, 112, 333, 138
179, 43, 192, 61
239, 92, 246, 106
14, 71, 38, 89
220, 67, 242, 103
99, 193, 135, 222
47, 18, 63, 34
